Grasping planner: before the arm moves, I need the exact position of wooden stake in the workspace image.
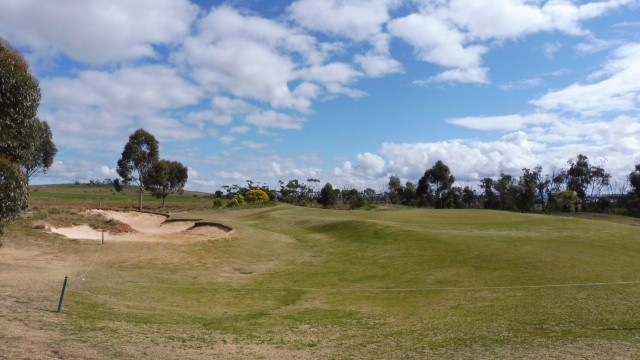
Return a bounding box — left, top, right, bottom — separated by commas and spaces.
57, 276, 68, 313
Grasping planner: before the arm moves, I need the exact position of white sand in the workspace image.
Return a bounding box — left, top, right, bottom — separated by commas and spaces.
49, 209, 231, 242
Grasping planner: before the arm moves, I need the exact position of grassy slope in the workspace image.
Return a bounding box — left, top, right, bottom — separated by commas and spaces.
4, 200, 640, 358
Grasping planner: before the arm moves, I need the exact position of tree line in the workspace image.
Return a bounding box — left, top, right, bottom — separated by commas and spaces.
214, 155, 640, 216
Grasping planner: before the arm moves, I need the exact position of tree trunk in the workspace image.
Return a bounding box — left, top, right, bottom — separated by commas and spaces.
138, 184, 143, 211
162, 196, 166, 211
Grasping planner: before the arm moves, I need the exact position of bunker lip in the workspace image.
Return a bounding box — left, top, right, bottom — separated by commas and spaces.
48, 209, 232, 242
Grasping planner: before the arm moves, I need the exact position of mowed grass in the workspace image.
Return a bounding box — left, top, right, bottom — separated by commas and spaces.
7, 203, 640, 358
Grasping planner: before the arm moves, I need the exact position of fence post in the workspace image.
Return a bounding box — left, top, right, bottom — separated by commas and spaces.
57, 276, 68, 313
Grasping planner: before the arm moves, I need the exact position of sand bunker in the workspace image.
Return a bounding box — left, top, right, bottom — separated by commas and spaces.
49, 209, 232, 242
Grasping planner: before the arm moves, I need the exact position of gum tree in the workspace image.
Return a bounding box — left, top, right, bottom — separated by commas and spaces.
0, 37, 42, 235
143, 159, 188, 211
116, 128, 159, 211
20, 117, 57, 183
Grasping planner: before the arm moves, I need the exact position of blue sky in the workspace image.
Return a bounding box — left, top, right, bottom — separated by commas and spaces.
1, 0, 639, 192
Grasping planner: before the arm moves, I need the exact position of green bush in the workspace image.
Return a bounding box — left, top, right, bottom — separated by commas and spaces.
228, 195, 245, 207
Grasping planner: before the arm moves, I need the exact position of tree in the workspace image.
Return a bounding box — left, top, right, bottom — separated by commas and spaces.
417, 160, 455, 208
19, 117, 57, 183
0, 38, 41, 163
480, 178, 500, 209
462, 186, 476, 208
515, 167, 541, 212
630, 164, 640, 197
494, 173, 516, 211
556, 190, 580, 212
0, 37, 41, 235
116, 128, 160, 210
319, 183, 338, 208
0, 160, 29, 234
387, 175, 403, 204
342, 188, 365, 209
143, 159, 188, 211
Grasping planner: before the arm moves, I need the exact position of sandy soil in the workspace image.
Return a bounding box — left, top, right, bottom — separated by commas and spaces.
48, 209, 231, 243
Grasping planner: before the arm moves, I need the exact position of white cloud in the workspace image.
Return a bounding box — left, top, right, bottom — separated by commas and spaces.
500, 77, 544, 91
448, 113, 558, 131
532, 43, 640, 115
139, 116, 203, 142
176, 6, 339, 113
355, 53, 404, 77
244, 110, 306, 130
0, 0, 197, 64
334, 152, 386, 178
230, 126, 251, 134
422, 67, 489, 84
388, 0, 634, 84
289, 0, 400, 40
543, 42, 562, 59
41, 65, 202, 116
242, 141, 268, 150
187, 111, 233, 127
220, 136, 236, 144
389, 13, 487, 69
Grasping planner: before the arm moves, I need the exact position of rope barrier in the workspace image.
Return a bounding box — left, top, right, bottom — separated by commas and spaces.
69, 242, 103, 281
99, 279, 640, 292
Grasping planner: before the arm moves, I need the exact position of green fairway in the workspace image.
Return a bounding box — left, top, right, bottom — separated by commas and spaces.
3, 204, 640, 358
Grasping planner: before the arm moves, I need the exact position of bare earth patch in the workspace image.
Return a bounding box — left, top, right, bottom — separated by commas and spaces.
48, 209, 232, 243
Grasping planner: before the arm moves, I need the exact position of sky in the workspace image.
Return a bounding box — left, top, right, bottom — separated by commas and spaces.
1, 0, 640, 193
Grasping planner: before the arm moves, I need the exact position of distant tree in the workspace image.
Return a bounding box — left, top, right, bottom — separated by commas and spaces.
387, 175, 403, 204
494, 173, 516, 211
279, 179, 307, 203
626, 164, 640, 216
417, 160, 455, 208
116, 128, 160, 210
245, 189, 270, 203
0, 37, 41, 236
363, 188, 377, 203
480, 178, 500, 209
19, 117, 57, 183
630, 164, 640, 197
113, 178, 123, 192
143, 159, 188, 211
306, 178, 321, 200
462, 186, 476, 208
556, 190, 580, 212
319, 183, 338, 208
342, 188, 365, 209
401, 181, 417, 206
515, 167, 541, 212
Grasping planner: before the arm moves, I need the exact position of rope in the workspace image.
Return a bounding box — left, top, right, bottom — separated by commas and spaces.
110, 280, 640, 292
70, 242, 103, 281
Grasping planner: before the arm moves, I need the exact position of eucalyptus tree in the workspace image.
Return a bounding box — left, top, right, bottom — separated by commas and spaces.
0, 37, 41, 234
20, 117, 57, 183
417, 160, 455, 208
143, 159, 188, 211
116, 128, 159, 210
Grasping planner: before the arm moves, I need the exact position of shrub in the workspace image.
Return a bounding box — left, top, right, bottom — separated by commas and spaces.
228, 195, 245, 207
245, 189, 269, 203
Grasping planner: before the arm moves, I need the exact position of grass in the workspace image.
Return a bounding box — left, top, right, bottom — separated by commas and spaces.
3, 190, 640, 358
